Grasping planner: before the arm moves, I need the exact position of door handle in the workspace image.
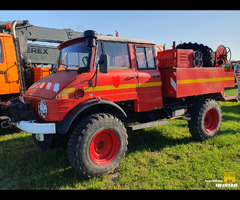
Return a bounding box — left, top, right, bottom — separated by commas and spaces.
152, 75, 160, 78
126, 76, 135, 80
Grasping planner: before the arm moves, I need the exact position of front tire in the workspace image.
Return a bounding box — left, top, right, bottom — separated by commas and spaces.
67, 113, 128, 177
188, 99, 222, 141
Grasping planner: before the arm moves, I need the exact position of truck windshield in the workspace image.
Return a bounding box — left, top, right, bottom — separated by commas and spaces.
58, 41, 89, 71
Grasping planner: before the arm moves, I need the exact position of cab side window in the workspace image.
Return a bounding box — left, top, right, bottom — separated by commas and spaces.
136, 46, 156, 70
136, 47, 147, 69
95, 41, 130, 69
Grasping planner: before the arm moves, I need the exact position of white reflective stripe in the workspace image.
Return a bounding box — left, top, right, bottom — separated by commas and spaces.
171, 72, 177, 91
171, 77, 177, 91
32, 82, 40, 88
46, 82, 52, 90
53, 83, 60, 92
31, 82, 61, 91
39, 82, 45, 88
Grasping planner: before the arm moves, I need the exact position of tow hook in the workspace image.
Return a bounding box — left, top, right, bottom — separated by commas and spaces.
1, 117, 12, 129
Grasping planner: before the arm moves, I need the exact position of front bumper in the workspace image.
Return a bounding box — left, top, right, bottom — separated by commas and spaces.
13, 120, 56, 141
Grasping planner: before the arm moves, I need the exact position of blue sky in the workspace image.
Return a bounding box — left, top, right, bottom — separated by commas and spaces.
1, 10, 240, 60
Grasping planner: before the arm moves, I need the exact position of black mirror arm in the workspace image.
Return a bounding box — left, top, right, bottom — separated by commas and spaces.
89, 63, 99, 87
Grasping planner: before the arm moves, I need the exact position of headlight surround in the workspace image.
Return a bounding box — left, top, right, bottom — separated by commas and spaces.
38, 100, 47, 118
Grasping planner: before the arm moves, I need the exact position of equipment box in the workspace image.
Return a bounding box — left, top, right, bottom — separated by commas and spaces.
33, 67, 51, 82
161, 67, 235, 98
158, 49, 193, 68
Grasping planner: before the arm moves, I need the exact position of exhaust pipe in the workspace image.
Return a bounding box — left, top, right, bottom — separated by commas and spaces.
84, 30, 97, 48
11, 20, 17, 39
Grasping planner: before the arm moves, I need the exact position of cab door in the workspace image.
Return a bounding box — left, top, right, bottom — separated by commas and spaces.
3, 35, 20, 94
0, 36, 11, 95
0, 35, 20, 95
93, 41, 138, 102
135, 45, 163, 112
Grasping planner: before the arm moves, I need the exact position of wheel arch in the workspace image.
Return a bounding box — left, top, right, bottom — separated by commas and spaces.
56, 98, 127, 134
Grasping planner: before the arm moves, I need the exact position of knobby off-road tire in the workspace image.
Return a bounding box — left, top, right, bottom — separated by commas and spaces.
188, 99, 222, 141
67, 113, 128, 177
176, 42, 215, 67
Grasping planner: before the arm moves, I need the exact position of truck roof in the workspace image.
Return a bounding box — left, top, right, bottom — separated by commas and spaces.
58, 35, 155, 50
97, 35, 155, 45
0, 33, 12, 38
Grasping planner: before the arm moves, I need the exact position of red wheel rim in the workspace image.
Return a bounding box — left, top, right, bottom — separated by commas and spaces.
89, 129, 119, 166
204, 108, 219, 133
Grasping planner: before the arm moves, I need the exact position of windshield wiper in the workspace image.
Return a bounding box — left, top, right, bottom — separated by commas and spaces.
59, 50, 70, 72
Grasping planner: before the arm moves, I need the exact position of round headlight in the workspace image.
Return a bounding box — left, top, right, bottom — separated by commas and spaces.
75, 89, 85, 99
38, 100, 47, 118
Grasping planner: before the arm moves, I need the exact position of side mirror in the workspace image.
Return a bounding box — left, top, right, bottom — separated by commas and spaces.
99, 54, 109, 73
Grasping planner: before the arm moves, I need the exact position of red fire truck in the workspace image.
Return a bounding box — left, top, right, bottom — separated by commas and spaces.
6, 30, 235, 177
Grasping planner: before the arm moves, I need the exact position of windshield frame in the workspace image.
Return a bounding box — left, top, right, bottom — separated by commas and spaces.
57, 37, 93, 73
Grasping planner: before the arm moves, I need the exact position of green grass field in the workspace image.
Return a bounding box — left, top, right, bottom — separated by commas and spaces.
0, 85, 239, 190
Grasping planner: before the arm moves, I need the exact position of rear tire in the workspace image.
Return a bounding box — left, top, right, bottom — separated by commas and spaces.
188, 99, 222, 141
67, 113, 128, 177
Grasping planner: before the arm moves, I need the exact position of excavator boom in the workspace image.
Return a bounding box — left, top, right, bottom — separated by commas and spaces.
0, 20, 83, 66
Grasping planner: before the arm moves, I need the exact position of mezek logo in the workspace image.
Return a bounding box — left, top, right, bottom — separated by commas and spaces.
205, 172, 238, 188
